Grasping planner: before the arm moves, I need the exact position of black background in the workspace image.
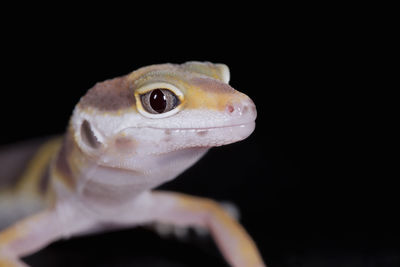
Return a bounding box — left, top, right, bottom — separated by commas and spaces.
1, 6, 398, 267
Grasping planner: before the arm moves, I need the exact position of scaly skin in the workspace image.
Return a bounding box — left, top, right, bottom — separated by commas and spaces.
0, 62, 265, 267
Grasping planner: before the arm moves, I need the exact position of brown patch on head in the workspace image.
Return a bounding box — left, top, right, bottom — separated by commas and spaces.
114, 137, 136, 154
79, 75, 135, 111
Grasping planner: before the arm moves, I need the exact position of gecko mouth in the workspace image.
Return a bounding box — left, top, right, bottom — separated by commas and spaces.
97, 121, 255, 169
152, 121, 255, 133
109, 121, 256, 158
147, 121, 256, 148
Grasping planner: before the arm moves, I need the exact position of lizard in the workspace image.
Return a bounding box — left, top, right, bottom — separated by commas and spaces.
0, 61, 265, 267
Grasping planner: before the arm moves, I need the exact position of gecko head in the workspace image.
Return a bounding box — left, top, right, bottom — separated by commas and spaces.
70, 61, 257, 174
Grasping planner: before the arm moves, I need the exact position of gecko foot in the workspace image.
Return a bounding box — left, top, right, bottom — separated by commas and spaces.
151, 200, 240, 240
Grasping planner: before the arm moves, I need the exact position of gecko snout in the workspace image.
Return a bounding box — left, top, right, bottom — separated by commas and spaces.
225, 95, 257, 122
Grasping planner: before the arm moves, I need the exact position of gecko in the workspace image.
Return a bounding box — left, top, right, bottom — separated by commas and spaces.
0, 61, 265, 267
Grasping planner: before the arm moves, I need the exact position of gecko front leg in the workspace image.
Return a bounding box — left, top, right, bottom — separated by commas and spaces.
0, 204, 94, 266
133, 191, 266, 267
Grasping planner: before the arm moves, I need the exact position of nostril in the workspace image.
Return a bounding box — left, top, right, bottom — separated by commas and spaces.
227, 103, 248, 116
227, 105, 235, 114
226, 101, 255, 117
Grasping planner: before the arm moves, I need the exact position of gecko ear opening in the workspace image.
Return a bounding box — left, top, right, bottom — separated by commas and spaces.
80, 120, 101, 149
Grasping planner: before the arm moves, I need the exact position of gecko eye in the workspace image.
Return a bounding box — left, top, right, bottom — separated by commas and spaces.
140, 89, 180, 114
135, 82, 184, 118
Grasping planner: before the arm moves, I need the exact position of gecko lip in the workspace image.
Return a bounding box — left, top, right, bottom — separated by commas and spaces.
144, 121, 256, 132
111, 121, 256, 156
138, 121, 255, 147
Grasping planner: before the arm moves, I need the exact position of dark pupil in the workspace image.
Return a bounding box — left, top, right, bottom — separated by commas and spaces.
150, 89, 167, 113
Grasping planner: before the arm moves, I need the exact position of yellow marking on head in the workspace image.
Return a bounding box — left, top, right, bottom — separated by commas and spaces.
184, 84, 237, 111
130, 68, 241, 112
181, 61, 230, 83
77, 62, 236, 116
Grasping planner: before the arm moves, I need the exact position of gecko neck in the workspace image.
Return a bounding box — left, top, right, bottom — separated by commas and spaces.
52, 130, 209, 211
77, 147, 209, 210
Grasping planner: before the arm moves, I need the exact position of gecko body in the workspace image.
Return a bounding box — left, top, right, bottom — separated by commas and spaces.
0, 62, 265, 266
